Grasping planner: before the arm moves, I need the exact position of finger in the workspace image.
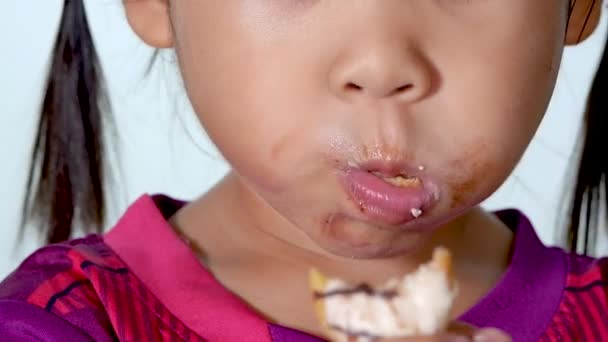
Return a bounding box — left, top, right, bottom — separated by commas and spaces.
472, 328, 512, 342
376, 333, 469, 342
447, 322, 511, 342
375, 326, 511, 342
374, 322, 474, 341
446, 322, 475, 337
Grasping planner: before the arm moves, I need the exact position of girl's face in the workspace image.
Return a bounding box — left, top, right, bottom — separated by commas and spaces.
141, 2, 569, 258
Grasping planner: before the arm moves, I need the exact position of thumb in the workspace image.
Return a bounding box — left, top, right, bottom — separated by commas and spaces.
376, 327, 511, 342
447, 322, 511, 342
471, 328, 512, 342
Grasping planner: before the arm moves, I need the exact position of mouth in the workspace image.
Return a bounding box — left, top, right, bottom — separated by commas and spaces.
339, 160, 440, 226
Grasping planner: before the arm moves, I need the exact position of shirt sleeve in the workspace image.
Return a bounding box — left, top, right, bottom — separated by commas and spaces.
0, 300, 96, 341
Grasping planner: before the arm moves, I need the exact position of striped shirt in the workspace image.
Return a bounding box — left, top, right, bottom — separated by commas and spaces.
0, 195, 607, 341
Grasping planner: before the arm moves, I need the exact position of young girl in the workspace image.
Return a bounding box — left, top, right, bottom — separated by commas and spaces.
1, 1, 606, 341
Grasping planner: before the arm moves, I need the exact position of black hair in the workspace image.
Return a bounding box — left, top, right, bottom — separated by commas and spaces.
567, 25, 608, 255
22, 0, 106, 244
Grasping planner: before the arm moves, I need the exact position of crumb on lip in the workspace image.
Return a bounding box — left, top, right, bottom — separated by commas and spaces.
373, 173, 422, 188
410, 208, 423, 218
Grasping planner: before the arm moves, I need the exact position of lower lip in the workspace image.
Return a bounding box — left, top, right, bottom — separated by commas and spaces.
340, 169, 439, 226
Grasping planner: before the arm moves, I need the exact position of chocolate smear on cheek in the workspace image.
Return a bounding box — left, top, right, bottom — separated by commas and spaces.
446, 144, 497, 210
448, 175, 478, 210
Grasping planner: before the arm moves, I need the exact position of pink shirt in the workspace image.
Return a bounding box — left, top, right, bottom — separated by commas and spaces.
1, 194, 607, 341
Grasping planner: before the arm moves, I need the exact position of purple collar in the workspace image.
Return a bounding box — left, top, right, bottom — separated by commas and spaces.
459, 210, 567, 341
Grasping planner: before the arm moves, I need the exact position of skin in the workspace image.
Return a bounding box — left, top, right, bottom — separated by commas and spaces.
123, 1, 602, 340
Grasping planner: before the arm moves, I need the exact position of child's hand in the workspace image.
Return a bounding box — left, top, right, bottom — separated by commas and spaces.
378, 329, 511, 342
377, 324, 511, 342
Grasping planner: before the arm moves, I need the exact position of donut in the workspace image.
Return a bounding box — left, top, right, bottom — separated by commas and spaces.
309, 247, 457, 342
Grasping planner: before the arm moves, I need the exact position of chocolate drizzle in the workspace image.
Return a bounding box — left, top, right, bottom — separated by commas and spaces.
313, 283, 398, 299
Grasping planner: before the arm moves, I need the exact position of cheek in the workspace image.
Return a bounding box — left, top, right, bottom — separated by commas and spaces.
209, 119, 298, 193
174, 29, 323, 194
195, 100, 323, 195
176, 51, 307, 193
436, 19, 563, 210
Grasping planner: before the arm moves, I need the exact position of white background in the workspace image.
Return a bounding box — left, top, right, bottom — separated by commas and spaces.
1, 1, 607, 278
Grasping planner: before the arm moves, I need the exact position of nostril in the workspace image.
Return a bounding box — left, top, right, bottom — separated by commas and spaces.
342, 82, 416, 98
345, 82, 363, 92
390, 84, 414, 96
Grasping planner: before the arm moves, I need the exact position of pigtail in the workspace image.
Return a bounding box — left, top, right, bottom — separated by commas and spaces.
22, 0, 106, 244
567, 30, 608, 255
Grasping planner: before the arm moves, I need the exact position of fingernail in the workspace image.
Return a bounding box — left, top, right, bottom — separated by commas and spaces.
473, 328, 512, 342
446, 337, 470, 342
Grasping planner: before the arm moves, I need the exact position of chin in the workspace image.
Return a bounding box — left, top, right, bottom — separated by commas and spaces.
310, 214, 431, 260
314, 234, 429, 260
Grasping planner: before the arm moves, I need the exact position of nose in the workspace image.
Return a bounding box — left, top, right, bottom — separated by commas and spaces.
329, 41, 433, 103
